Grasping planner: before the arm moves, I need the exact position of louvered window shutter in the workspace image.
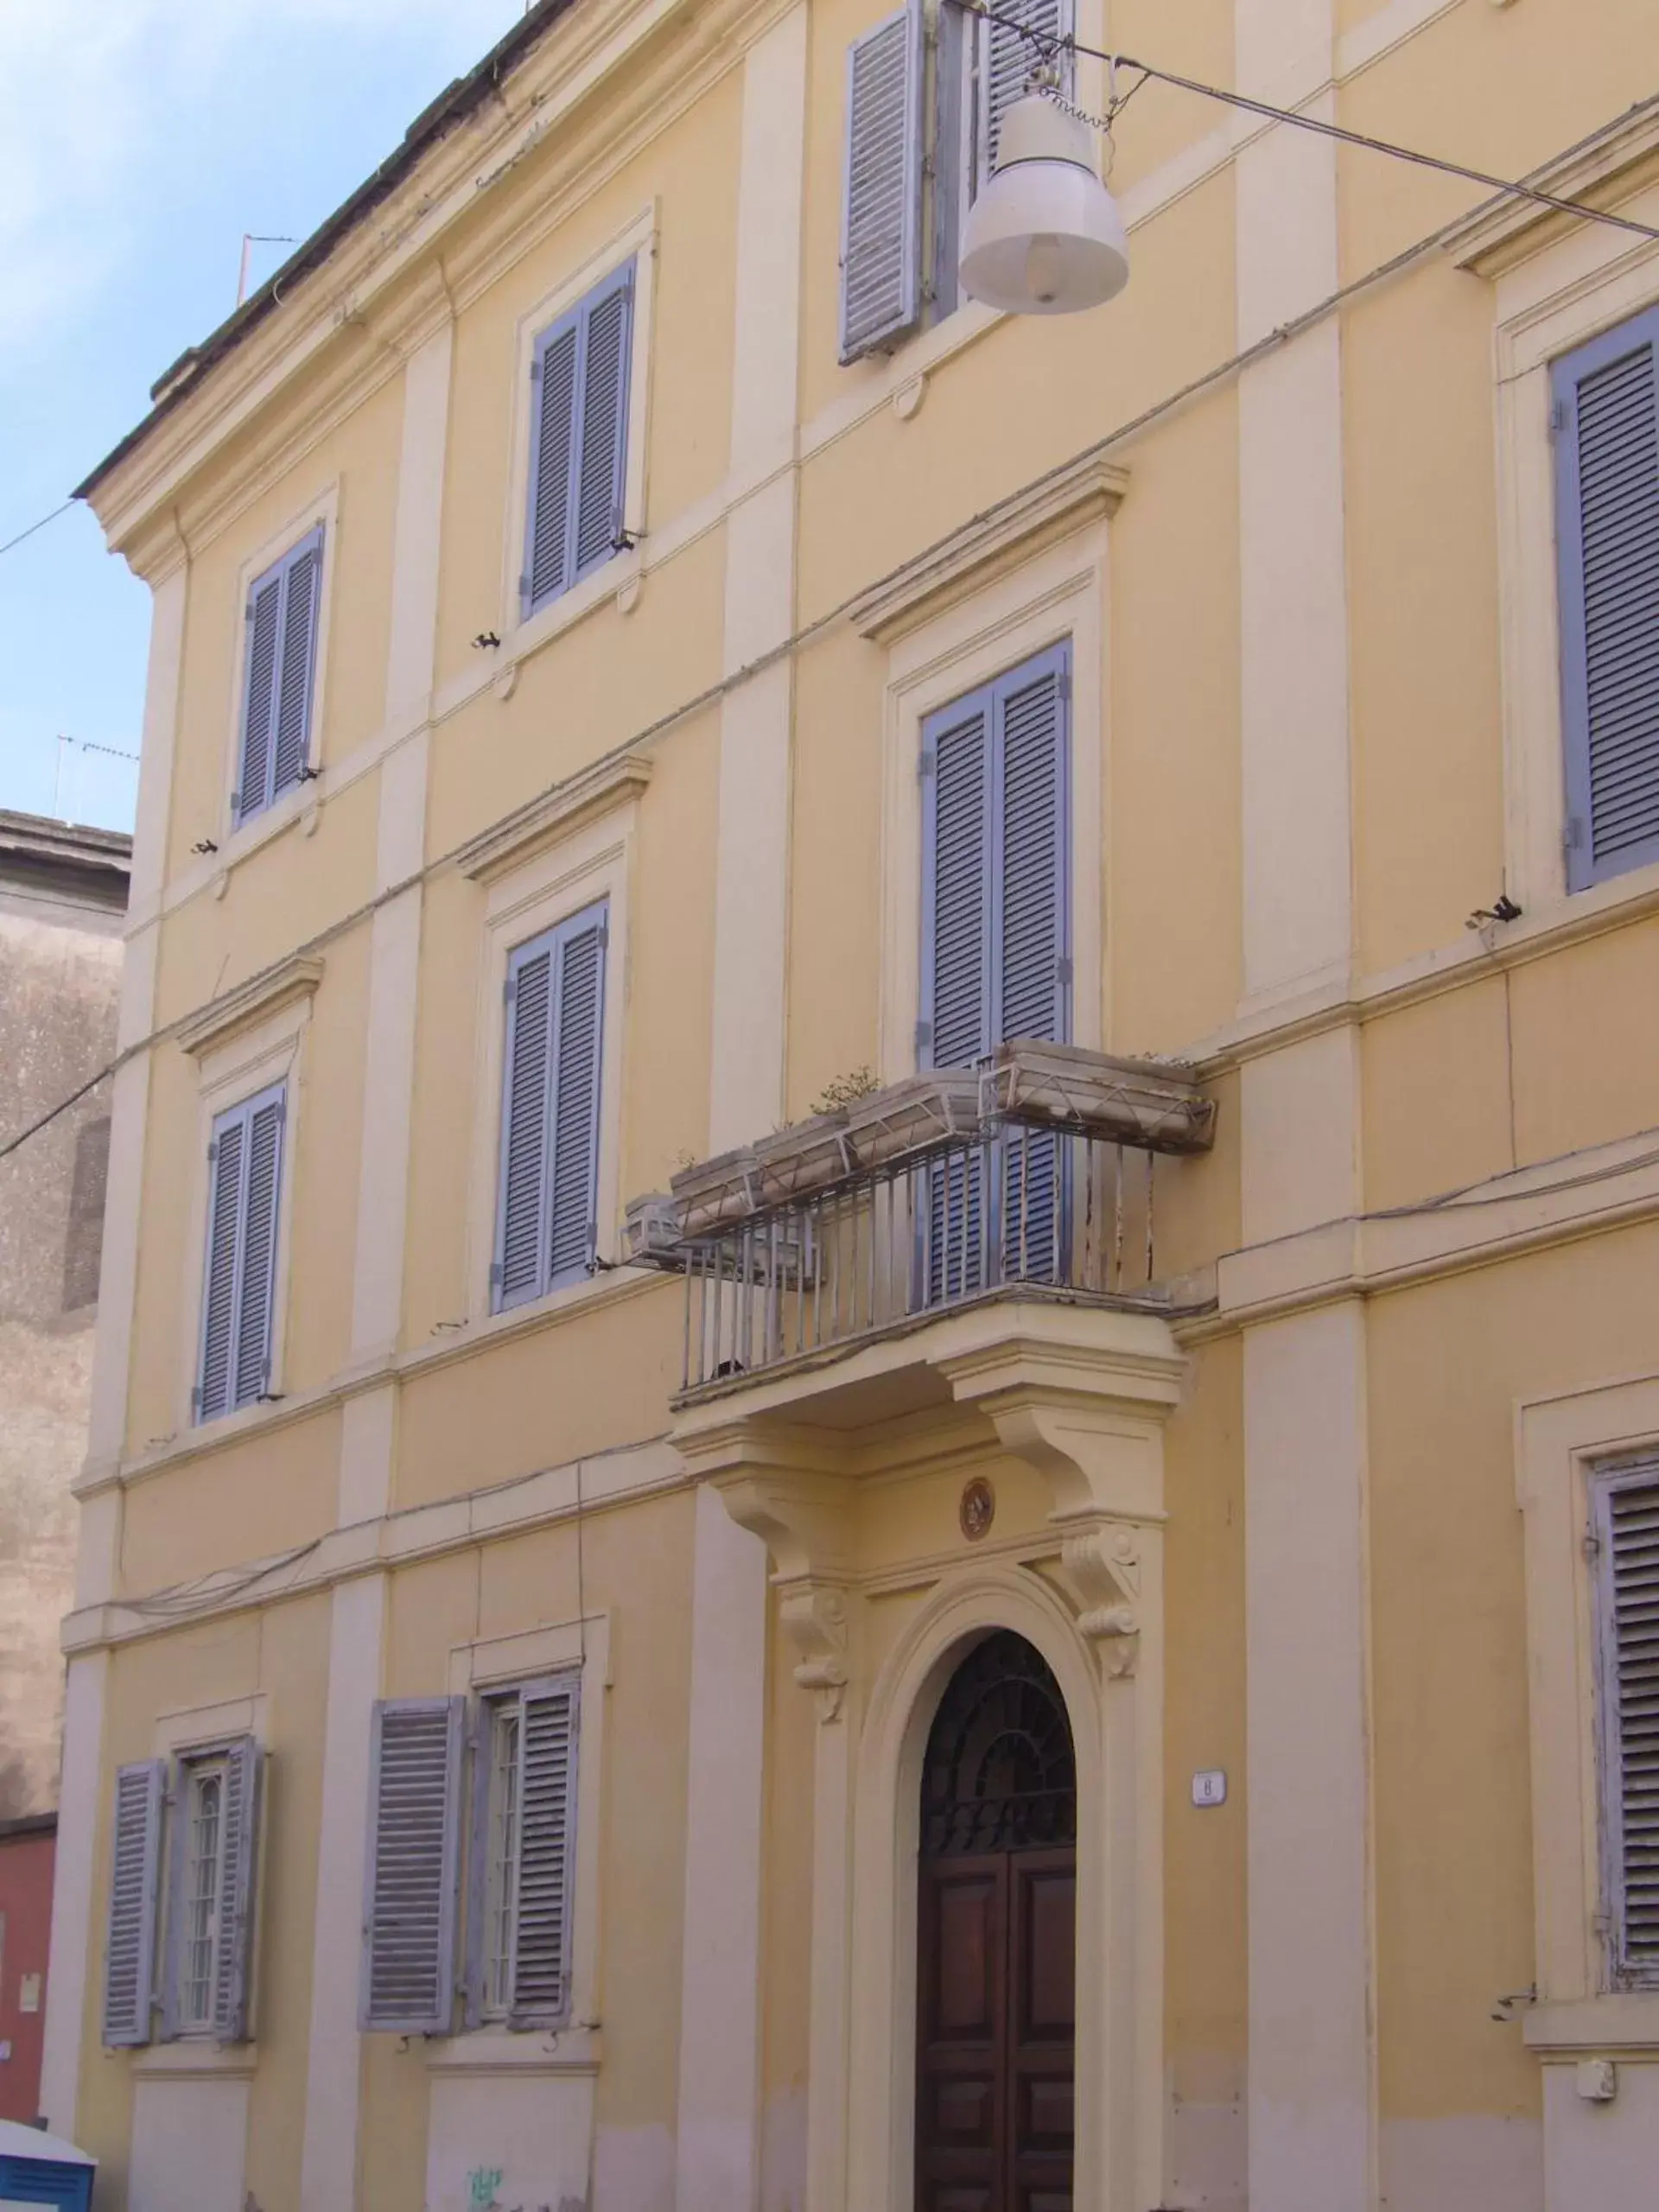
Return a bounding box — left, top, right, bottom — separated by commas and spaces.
508, 1677, 581, 2027
573, 268, 634, 580
976, 0, 1074, 188
102, 1760, 164, 2047
523, 264, 635, 618
996, 650, 1068, 1276
1554, 306, 1659, 892
997, 648, 1069, 1046
839, 0, 924, 365
493, 903, 608, 1311
360, 1698, 466, 2033
919, 642, 1070, 1065
1594, 1465, 1659, 1984
195, 1083, 287, 1423
215, 1738, 263, 2042
919, 645, 1070, 1296
236, 528, 323, 823
921, 696, 992, 1070
235, 572, 282, 825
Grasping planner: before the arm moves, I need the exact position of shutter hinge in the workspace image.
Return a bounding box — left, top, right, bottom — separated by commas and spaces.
1550, 397, 1567, 435
490, 1262, 503, 1287
1584, 1527, 1604, 1562
918, 747, 935, 782
915, 1018, 933, 1058
1058, 669, 1071, 705
1564, 815, 1586, 854
245, 603, 255, 624
190, 1384, 202, 1411
207, 1138, 218, 1165
531, 354, 543, 385
275, 1101, 287, 1128
505, 973, 517, 1006
1057, 955, 1074, 984
518, 575, 531, 612
596, 922, 610, 950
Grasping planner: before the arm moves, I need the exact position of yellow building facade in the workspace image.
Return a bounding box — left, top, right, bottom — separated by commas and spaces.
42, 0, 1659, 2206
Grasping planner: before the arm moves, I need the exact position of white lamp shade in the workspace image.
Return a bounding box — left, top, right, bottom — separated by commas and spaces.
959, 96, 1129, 316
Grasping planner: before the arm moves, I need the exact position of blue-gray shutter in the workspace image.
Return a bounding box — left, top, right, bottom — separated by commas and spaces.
508, 1676, 581, 2027
977, 0, 1072, 184
493, 902, 608, 1310
1594, 1464, 1659, 1986
196, 1113, 245, 1423
997, 650, 1068, 1274
918, 645, 1070, 1295
235, 528, 323, 823
462, 1699, 493, 2032
102, 1760, 164, 2048
271, 531, 322, 800
235, 572, 282, 825
524, 315, 581, 614
919, 644, 1070, 1061
216, 1738, 262, 2042
360, 1698, 466, 2033
920, 694, 991, 1297
573, 269, 634, 580
234, 1092, 285, 1405
839, 0, 924, 365
523, 263, 635, 618
998, 647, 1069, 1045
195, 1082, 286, 1423
1554, 306, 1659, 891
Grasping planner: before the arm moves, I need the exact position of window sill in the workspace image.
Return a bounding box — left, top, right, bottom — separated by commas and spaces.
425, 2022, 600, 2076
500, 547, 641, 684
1525, 1994, 1659, 2056
131, 2038, 257, 2079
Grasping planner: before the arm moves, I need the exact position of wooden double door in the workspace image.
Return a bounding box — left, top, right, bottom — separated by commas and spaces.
915, 1843, 1077, 2212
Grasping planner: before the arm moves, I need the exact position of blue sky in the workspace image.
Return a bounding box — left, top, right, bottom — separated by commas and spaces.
0, 1, 523, 833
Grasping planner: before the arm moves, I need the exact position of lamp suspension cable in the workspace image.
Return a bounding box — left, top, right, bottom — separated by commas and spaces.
953, 1, 1659, 248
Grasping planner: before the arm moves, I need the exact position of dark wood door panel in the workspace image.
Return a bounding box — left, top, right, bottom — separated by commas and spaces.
918, 1846, 1075, 2212
934, 1868, 1002, 2037
1013, 1856, 1077, 2043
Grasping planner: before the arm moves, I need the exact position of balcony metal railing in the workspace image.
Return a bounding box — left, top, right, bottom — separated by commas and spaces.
677, 1120, 1167, 1394
623, 1043, 1216, 1399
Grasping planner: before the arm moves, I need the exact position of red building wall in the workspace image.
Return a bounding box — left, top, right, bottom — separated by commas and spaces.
0, 1816, 56, 2123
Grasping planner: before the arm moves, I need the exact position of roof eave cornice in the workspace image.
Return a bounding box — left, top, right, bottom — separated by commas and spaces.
84, 0, 761, 570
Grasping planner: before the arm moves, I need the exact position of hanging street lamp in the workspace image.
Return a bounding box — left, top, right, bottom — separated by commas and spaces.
958, 92, 1129, 316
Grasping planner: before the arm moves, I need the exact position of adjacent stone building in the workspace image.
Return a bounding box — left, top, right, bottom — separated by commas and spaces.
0, 813, 129, 1818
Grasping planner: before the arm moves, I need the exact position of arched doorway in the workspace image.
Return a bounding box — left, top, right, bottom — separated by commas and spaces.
914, 1630, 1077, 2210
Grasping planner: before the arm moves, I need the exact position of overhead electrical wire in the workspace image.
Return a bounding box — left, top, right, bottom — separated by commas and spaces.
957, 1, 1659, 247
0, 499, 75, 561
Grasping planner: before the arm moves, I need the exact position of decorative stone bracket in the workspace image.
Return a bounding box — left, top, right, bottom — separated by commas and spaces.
936, 1310, 1184, 1678
674, 1421, 856, 1720
779, 1581, 851, 1720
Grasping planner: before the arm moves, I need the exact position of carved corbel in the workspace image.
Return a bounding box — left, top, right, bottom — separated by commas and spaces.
676, 1420, 857, 1719
1057, 1522, 1142, 1677
779, 1581, 851, 1720
932, 1320, 1183, 1676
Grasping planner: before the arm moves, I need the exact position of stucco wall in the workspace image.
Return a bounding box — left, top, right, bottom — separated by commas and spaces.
0, 898, 121, 1818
